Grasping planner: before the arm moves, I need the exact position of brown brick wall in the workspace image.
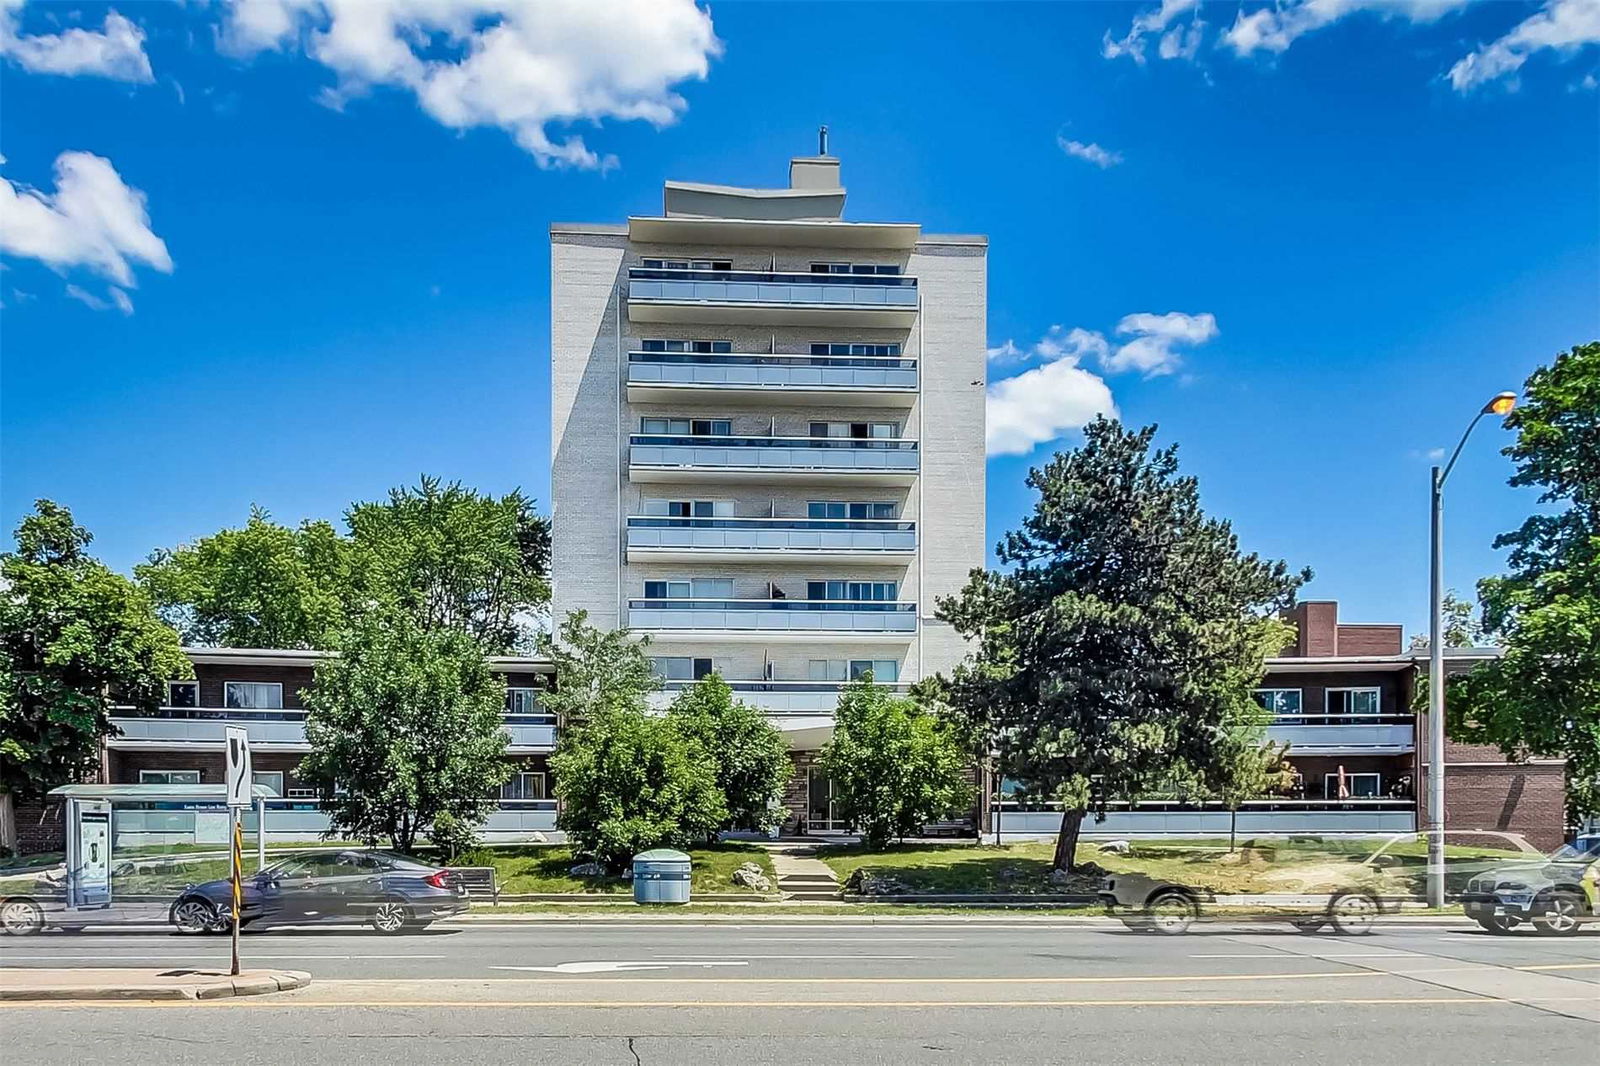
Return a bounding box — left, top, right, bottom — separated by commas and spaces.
12, 799, 66, 856
192, 663, 315, 709
1292, 602, 1339, 656
1419, 761, 1567, 852
1336, 624, 1403, 656
1256, 668, 1410, 717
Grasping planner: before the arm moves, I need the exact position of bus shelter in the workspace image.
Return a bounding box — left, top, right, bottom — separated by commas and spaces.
26, 783, 274, 928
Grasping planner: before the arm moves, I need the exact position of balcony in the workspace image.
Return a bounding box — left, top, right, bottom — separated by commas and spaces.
648, 679, 913, 714
629, 434, 918, 486
1265, 714, 1416, 754
627, 598, 916, 641
626, 515, 915, 565
107, 708, 559, 752
112, 799, 560, 848
626, 267, 918, 328
996, 800, 1417, 838
627, 351, 917, 407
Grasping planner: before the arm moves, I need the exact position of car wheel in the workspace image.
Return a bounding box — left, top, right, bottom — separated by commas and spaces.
370, 899, 410, 935
1, 899, 44, 937
1329, 892, 1378, 936
1291, 918, 1328, 934
1475, 915, 1518, 935
1145, 891, 1197, 936
171, 897, 222, 935
1530, 891, 1584, 937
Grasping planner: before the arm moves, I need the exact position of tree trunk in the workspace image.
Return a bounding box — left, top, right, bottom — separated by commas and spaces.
1229, 807, 1238, 853
1052, 808, 1086, 872
0, 793, 15, 856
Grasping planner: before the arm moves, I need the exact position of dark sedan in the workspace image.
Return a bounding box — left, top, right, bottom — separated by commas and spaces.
169, 849, 467, 935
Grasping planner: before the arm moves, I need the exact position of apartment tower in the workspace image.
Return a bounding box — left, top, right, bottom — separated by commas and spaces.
550, 146, 987, 831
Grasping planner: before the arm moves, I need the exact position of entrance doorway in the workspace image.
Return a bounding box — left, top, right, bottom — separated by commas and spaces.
807, 767, 847, 833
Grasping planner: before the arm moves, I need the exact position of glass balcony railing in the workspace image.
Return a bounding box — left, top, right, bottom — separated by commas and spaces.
627, 267, 918, 312
650, 679, 913, 713
627, 350, 917, 393
627, 598, 917, 634
107, 707, 559, 750
1264, 713, 1415, 752
626, 515, 916, 556
629, 434, 919, 478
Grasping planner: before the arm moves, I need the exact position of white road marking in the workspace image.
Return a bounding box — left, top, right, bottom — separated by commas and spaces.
0, 954, 444, 961
492, 961, 750, 974
1191, 953, 1423, 959
654, 954, 937, 960
742, 937, 964, 943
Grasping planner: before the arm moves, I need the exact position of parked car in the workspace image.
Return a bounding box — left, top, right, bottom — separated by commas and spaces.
1098, 831, 1545, 935
168, 849, 467, 935
1458, 836, 1600, 936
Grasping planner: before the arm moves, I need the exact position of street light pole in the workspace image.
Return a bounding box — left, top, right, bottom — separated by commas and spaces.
1426, 391, 1516, 909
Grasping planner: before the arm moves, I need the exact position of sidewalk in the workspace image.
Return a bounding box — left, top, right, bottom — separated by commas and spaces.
763, 844, 843, 901
0, 968, 310, 1002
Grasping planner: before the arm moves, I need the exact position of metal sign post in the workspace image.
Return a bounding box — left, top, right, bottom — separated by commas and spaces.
224, 726, 252, 977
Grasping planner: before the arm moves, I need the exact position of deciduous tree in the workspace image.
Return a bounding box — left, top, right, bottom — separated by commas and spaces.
1, 501, 189, 846
668, 674, 792, 834
819, 677, 971, 849
298, 610, 511, 857
1449, 342, 1600, 820
936, 419, 1307, 871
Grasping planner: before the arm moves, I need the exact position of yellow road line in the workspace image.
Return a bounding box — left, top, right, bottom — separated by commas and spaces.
0, 996, 1509, 1010
302, 971, 1383, 985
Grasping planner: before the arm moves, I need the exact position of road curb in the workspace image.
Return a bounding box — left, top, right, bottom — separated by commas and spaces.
0, 969, 311, 1002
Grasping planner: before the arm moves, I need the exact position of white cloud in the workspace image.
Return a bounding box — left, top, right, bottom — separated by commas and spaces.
1103, 0, 1202, 63
1057, 136, 1124, 169
0, 0, 152, 82
0, 152, 171, 310
1100, 311, 1218, 378
986, 354, 1119, 457
1448, 0, 1600, 91
219, 0, 722, 168
1223, 0, 1467, 56
987, 325, 1110, 366
65, 283, 133, 315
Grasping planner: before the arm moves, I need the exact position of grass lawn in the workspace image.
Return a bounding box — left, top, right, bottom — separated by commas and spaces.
486, 843, 778, 895
817, 836, 1543, 898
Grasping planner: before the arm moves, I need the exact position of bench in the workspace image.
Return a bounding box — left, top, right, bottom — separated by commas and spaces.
448, 866, 500, 904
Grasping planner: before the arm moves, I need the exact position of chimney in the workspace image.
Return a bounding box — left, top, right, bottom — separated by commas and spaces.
1288, 601, 1339, 657
789, 126, 840, 191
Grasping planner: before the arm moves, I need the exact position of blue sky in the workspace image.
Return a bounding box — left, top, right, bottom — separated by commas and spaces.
2, 1, 1596, 636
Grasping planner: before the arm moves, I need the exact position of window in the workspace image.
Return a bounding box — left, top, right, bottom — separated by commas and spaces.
809, 342, 901, 357
642, 258, 731, 271
641, 338, 733, 354
639, 417, 731, 436
651, 656, 716, 681
139, 769, 200, 785
850, 659, 899, 682
287, 787, 318, 800
643, 578, 734, 599
808, 262, 900, 275
806, 580, 897, 602
1253, 689, 1302, 718
1324, 772, 1381, 799
252, 771, 284, 797
807, 501, 896, 520
506, 688, 539, 715
167, 681, 199, 708
808, 421, 899, 439
501, 772, 548, 802
224, 682, 283, 709
670, 500, 716, 518
1327, 688, 1381, 717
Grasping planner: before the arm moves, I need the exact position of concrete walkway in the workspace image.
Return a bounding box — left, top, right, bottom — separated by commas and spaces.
762, 844, 842, 901
0, 967, 310, 1001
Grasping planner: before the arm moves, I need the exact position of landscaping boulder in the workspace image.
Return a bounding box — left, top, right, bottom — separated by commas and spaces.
844, 867, 915, 896
732, 861, 773, 892
1097, 840, 1131, 854
568, 861, 608, 877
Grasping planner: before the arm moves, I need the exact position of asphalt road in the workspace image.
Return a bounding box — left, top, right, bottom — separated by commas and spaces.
3, 919, 1597, 1064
